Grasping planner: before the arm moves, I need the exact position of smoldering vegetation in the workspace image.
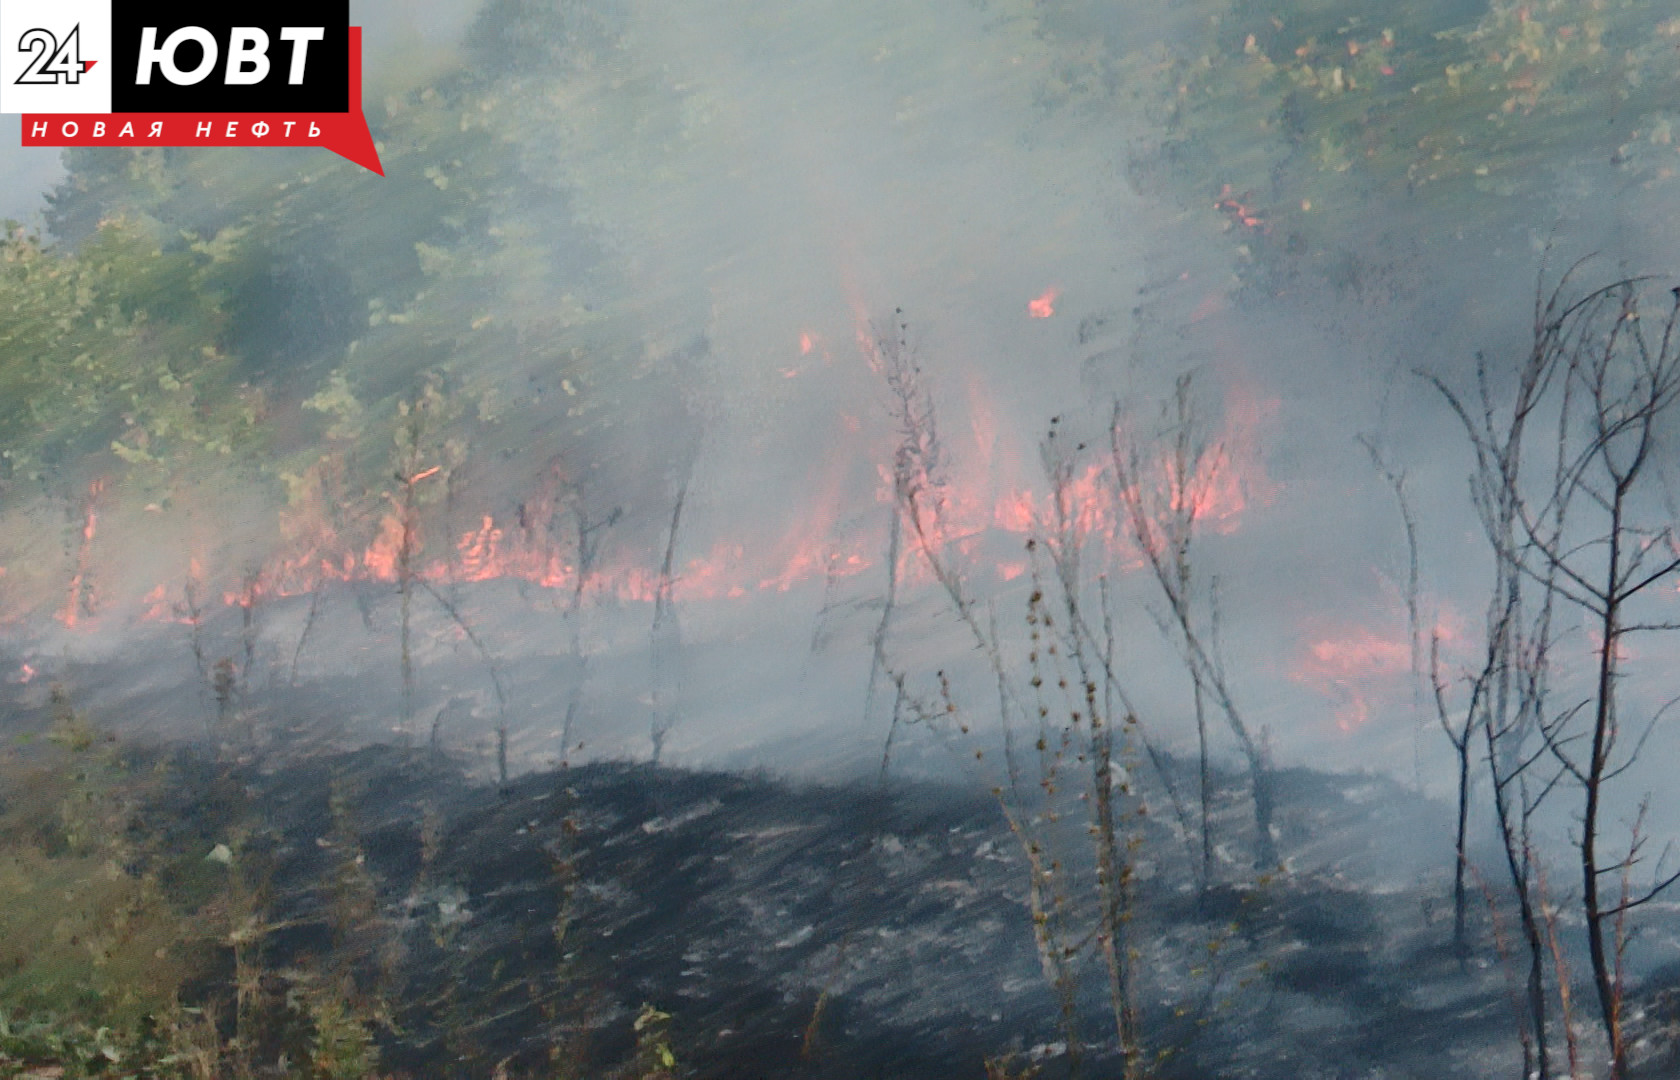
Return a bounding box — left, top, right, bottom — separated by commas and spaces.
5, 0, 1680, 1078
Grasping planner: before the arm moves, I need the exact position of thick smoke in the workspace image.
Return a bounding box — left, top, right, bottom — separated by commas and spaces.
0, 0, 1678, 849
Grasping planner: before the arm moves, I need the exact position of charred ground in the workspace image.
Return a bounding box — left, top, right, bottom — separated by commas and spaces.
7, 669, 1677, 1079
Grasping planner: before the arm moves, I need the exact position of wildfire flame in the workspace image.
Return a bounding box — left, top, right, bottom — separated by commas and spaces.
139, 583, 178, 624
140, 428, 1257, 632
59, 479, 104, 628
55, 317, 1278, 631
120, 394, 1271, 624
1292, 625, 1413, 730
1028, 287, 1059, 319
1291, 605, 1464, 731
1215, 185, 1266, 232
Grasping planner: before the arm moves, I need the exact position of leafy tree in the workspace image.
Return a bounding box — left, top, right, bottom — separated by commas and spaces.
1123, 0, 1680, 283
0, 217, 253, 484
4, 2, 706, 615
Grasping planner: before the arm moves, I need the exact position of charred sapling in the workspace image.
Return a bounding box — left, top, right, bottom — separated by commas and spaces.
1111, 374, 1277, 873
380, 374, 471, 742
649, 471, 689, 765
212, 658, 238, 737
1430, 267, 1680, 1079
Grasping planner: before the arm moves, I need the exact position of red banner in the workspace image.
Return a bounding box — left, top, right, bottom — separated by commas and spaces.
20, 27, 381, 174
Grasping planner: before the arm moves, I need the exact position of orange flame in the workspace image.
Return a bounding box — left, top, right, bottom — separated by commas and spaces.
105, 320, 1279, 625
1215, 185, 1266, 232
139, 583, 177, 624
1028, 287, 1059, 319
1290, 603, 1462, 731
362, 513, 410, 582
874, 376, 1274, 587
1291, 625, 1412, 730
59, 479, 104, 628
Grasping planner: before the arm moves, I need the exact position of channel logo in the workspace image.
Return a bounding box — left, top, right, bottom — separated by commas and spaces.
0, 0, 381, 174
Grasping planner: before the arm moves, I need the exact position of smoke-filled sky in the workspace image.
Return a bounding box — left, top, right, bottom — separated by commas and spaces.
5, 0, 1680, 845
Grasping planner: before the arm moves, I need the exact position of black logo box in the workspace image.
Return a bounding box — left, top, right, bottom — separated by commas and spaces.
110, 2, 348, 113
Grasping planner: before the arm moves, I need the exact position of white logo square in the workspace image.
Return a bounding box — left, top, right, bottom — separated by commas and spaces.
0, 0, 112, 113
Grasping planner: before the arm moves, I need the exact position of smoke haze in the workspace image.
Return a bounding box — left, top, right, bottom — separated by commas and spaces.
4, 0, 1680, 837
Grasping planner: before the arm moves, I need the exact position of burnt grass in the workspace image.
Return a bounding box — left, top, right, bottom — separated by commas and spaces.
102, 739, 1680, 1079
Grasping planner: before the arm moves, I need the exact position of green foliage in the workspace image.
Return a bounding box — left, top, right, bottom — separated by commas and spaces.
0, 218, 252, 480
0, 698, 219, 1032
305, 993, 377, 1080
1127, 0, 1680, 272
630, 1004, 676, 1080
0, 1008, 171, 1079
0, 722, 730, 1080
6, 3, 702, 603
